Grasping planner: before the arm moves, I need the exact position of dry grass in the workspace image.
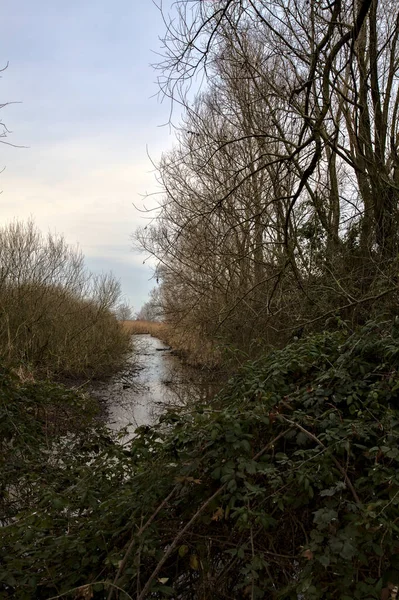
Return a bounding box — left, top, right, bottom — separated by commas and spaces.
165, 326, 222, 368
13, 364, 36, 384
122, 320, 168, 338
0, 220, 132, 380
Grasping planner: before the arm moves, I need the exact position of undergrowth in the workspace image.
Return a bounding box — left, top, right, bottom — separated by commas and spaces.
3, 320, 399, 598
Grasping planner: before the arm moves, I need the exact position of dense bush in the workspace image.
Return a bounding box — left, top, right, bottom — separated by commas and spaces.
3, 320, 399, 598
0, 220, 131, 378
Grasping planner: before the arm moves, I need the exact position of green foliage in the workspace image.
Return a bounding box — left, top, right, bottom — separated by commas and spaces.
3, 320, 399, 597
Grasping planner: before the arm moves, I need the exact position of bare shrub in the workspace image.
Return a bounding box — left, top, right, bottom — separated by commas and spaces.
0, 220, 131, 379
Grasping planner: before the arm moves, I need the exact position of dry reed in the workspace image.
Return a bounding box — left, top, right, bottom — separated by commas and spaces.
122, 320, 168, 338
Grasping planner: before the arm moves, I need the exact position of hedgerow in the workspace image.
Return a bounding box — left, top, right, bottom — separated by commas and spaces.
2, 320, 399, 598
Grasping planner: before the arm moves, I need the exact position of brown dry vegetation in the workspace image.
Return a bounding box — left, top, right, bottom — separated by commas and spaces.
0, 220, 131, 379
162, 325, 222, 368
122, 320, 167, 337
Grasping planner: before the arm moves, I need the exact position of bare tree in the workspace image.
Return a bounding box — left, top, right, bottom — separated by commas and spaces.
138, 0, 399, 362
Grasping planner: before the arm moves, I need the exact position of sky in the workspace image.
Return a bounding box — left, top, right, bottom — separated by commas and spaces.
0, 0, 177, 313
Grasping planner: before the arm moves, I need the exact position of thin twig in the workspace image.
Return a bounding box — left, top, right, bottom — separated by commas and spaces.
107, 483, 179, 600
137, 484, 227, 600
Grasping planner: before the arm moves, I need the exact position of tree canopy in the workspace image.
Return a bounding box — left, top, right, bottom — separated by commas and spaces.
138, 0, 399, 360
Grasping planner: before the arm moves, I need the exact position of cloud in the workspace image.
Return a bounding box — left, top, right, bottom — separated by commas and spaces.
0, 0, 177, 310
1, 143, 163, 308
2, 157, 160, 241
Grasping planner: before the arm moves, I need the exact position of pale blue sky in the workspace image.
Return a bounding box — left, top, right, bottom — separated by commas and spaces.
0, 0, 175, 312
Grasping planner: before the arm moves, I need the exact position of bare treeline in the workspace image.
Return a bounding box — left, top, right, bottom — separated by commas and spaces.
0, 220, 130, 378
138, 0, 399, 361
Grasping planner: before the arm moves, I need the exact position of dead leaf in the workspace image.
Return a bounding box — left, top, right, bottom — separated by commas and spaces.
75, 585, 93, 600
211, 507, 224, 521
243, 585, 254, 596
302, 549, 314, 561
269, 412, 278, 424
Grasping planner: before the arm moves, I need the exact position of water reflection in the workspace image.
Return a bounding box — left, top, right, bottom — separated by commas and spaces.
94, 334, 219, 437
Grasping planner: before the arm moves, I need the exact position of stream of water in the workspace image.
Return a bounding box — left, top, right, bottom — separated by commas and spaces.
94, 334, 218, 436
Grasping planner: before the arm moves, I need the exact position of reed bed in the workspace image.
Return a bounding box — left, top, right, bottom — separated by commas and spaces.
122, 320, 168, 338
